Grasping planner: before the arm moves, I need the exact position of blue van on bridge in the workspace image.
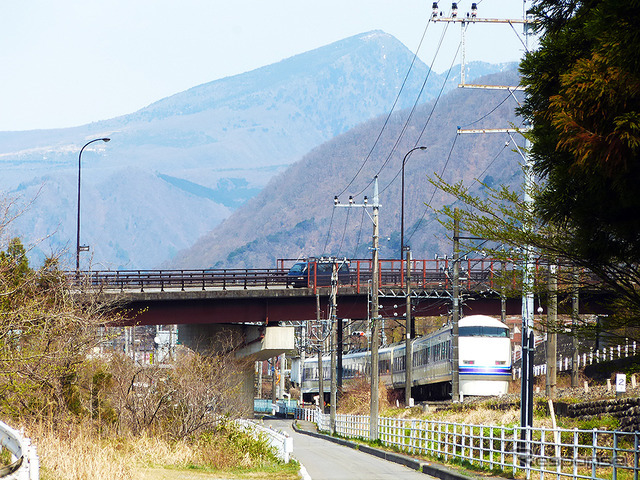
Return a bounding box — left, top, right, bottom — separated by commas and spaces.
286, 258, 350, 287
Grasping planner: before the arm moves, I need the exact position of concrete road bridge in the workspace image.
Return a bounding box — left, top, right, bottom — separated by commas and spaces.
74, 257, 606, 327
75, 258, 524, 326
71, 257, 608, 411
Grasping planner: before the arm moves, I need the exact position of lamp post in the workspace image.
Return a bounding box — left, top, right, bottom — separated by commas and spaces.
76, 137, 110, 273
400, 146, 427, 259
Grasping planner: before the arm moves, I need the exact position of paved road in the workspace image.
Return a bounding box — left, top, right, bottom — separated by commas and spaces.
265, 419, 434, 480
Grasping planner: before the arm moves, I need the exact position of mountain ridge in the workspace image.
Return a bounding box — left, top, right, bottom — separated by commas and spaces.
0, 31, 518, 269
170, 69, 526, 269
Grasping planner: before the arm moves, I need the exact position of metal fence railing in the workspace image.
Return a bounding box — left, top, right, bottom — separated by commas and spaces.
254, 399, 299, 416
294, 408, 640, 480
276, 400, 298, 417
514, 342, 639, 379
254, 399, 274, 414
236, 420, 293, 463
0, 421, 39, 479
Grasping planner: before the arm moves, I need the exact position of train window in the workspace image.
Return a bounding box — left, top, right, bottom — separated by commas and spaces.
379, 359, 390, 373
414, 348, 426, 366
394, 354, 406, 372
459, 326, 509, 337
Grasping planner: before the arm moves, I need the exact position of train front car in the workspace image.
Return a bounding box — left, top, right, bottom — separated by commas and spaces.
458, 315, 512, 396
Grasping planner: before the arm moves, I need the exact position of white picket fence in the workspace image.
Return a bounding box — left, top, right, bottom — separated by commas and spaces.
0, 421, 39, 480
515, 342, 639, 379
294, 407, 640, 480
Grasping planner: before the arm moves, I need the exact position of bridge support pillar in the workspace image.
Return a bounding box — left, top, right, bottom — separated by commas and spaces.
178, 323, 295, 415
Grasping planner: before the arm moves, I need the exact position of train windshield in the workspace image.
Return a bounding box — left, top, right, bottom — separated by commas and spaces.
459, 326, 509, 337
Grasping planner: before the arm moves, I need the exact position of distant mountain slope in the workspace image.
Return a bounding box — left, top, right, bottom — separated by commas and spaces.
170, 70, 525, 268
0, 31, 515, 269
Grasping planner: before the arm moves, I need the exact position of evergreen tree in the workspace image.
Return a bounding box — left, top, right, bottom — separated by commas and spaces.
519, 0, 640, 268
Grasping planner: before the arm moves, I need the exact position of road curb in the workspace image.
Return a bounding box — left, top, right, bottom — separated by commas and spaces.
291, 421, 479, 480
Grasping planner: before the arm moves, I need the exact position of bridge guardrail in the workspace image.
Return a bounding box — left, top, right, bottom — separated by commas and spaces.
67, 258, 517, 294
71, 268, 290, 292
68, 257, 602, 295
254, 399, 274, 414
0, 421, 39, 480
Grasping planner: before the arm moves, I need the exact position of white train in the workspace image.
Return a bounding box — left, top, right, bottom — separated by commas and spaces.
301, 315, 511, 402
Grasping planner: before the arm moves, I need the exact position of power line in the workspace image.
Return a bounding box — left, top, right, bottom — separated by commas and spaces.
404, 125, 525, 252
406, 132, 460, 244
336, 18, 434, 198
337, 205, 351, 257
458, 91, 513, 129
414, 40, 462, 146
322, 207, 336, 256
378, 39, 463, 197
356, 22, 455, 198
352, 207, 367, 259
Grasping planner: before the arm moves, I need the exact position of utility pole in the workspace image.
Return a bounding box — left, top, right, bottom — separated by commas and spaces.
546, 264, 557, 399
337, 317, 343, 390
571, 267, 580, 387
300, 323, 306, 393
329, 262, 338, 434
335, 175, 381, 441
271, 356, 277, 404
316, 293, 324, 412
404, 246, 413, 407
451, 208, 461, 402
520, 134, 535, 454
370, 177, 380, 440
501, 261, 507, 324
433, 4, 535, 457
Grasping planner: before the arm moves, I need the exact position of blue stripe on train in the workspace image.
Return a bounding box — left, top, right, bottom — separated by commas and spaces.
459, 366, 511, 376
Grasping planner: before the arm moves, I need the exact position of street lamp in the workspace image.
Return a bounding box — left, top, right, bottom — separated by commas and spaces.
400, 146, 427, 258
76, 137, 110, 272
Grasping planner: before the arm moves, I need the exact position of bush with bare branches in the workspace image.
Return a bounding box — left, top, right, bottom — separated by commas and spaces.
339, 377, 391, 415
104, 345, 250, 439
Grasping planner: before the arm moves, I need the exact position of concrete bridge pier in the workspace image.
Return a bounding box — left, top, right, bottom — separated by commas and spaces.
178, 323, 295, 415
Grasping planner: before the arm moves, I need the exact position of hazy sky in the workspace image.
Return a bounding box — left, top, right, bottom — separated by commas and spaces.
1, 0, 532, 132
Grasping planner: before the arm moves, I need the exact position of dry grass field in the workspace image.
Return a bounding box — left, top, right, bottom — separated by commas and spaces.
26, 420, 299, 480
